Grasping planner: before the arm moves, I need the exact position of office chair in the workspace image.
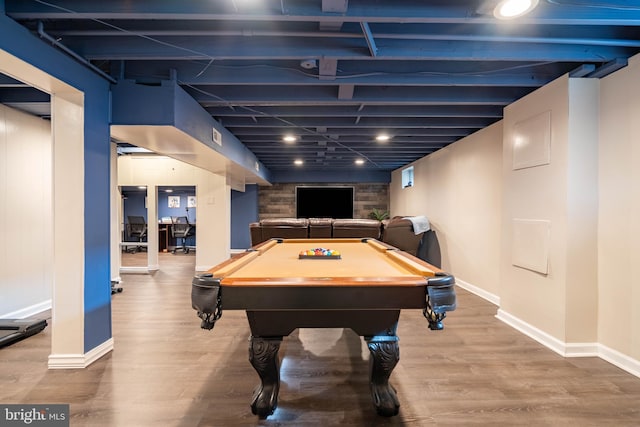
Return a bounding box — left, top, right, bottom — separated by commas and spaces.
171, 216, 195, 254
126, 215, 148, 253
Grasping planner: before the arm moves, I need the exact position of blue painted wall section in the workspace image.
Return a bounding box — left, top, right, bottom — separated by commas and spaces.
0, 13, 113, 353
111, 79, 272, 183
231, 184, 259, 249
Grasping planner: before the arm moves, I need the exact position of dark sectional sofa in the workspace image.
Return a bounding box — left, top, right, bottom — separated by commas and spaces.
249, 216, 441, 267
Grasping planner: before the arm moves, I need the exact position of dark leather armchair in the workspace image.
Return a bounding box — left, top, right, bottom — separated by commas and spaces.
171, 216, 195, 254
249, 222, 264, 246
382, 216, 441, 267
126, 215, 147, 253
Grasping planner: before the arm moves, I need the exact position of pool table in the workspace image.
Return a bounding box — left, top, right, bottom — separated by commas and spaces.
191, 238, 456, 418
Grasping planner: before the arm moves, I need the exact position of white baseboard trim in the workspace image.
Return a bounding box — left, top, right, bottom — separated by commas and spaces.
496, 309, 570, 356
496, 309, 639, 378
195, 265, 212, 272
599, 344, 640, 378
48, 338, 114, 369
455, 278, 500, 306
0, 300, 52, 319
119, 266, 150, 274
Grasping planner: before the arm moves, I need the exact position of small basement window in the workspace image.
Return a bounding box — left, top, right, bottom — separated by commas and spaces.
402, 166, 414, 188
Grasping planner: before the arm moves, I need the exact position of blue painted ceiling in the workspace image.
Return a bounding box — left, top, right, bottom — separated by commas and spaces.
2, 0, 640, 174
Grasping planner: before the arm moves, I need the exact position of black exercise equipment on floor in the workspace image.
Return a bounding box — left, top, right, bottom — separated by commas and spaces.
0, 318, 48, 348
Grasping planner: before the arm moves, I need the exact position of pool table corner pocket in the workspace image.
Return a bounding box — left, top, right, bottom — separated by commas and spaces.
191, 273, 223, 330
423, 273, 457, 330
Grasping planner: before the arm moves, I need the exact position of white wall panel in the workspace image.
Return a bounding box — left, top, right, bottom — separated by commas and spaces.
0, 104, 53, 318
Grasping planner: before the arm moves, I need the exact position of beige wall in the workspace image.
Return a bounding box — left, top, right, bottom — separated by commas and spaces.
598, 55, 640, 361
117, 155, 230, 272
500, 76, 599, 344
390, 122, 503, 301
390, 62, 640, 375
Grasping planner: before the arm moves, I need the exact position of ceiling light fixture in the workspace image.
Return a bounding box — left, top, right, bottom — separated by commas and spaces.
493, 0, 539, 19
375, 134, 390, 142
294, 159, 304, 166
283, 135, 297, 143
355, 159, 365, 165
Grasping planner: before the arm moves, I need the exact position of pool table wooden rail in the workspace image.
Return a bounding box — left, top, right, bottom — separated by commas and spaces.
193, 238, 456, 322
204, 238, 442, 287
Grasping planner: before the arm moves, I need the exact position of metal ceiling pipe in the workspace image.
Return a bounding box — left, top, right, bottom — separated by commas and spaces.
37, 21, 117, 84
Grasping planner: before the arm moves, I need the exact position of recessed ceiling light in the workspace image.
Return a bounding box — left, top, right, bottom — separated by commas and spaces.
294, 159, 304, 165
375, 134, 390, 142
283, 135, 297, 143
493, 0, 539, 19
355, 159, 365, 165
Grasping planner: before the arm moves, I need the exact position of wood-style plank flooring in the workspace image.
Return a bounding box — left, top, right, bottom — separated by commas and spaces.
1, 252, 640, 426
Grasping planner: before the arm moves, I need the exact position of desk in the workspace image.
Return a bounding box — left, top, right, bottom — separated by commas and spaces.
158, 224, 171, 252
192, 238, 456, 418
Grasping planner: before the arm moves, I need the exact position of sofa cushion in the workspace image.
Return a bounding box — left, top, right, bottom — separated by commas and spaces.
260, 218, 310, 240
309, 218, 333, 238
331, 218, 381, 239
260, 218, 309, 227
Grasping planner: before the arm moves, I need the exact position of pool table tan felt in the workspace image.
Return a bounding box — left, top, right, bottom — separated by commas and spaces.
208, 238, 438, 286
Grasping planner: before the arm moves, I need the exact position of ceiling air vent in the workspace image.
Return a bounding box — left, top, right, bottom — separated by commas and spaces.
212, 128, 222, 146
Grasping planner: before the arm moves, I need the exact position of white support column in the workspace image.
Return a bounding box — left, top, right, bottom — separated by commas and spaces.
147, 186, 159, 270
49, 92, 86, 366
110, 143, 121, 282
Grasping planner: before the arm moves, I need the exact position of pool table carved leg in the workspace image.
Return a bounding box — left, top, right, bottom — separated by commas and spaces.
366, 338, 400, 417
248, 336, 282, 418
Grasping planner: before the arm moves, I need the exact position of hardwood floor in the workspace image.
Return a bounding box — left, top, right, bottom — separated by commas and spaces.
1, 252, 640, 426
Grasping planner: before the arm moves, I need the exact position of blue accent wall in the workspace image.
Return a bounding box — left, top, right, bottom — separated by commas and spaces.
1, 13, 112, 353
122, 192, 147, 220
231, 184, 259, 249
83, 89, 112, 352
111, 80, 272, 183
157, 192, 196, 223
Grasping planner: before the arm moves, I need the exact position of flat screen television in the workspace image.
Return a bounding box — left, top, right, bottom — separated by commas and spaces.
296, 186, 354, 219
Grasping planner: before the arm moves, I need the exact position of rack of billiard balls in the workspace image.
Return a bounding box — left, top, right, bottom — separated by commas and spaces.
298, 248, 341, 259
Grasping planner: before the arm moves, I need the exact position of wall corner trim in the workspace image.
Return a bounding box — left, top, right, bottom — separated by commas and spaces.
496, 309, 640, 379
48, 338, 114, 369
